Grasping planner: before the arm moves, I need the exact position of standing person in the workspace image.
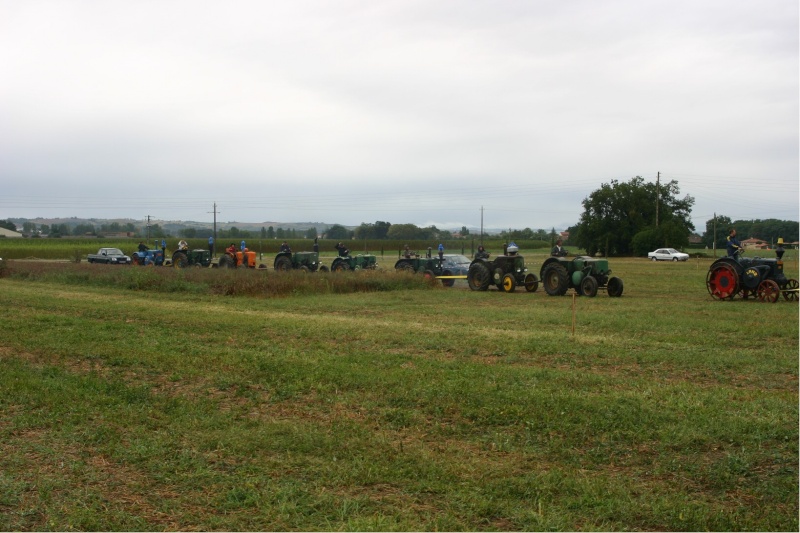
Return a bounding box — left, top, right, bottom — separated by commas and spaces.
551, 239, 568, 257
313, 237, 319, 253
726, 229, 742, 258
208, 236, 214, 257
161, 239, 166, 258
240, 240, 246, 253
438, 243, 444, 260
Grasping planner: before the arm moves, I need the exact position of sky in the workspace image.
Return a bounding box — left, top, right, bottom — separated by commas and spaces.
1, 0, 798, 232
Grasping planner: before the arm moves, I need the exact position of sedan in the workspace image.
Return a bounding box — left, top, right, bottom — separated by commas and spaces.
648, 248, 690, 262
441, 254, 472, 275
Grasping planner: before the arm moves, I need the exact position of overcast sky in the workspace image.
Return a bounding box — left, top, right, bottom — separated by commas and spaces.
1, 0, 797, 231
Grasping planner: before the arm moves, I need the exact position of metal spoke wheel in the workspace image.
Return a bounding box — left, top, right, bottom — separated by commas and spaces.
783, 279, 799, 302
757, 279, 780, 303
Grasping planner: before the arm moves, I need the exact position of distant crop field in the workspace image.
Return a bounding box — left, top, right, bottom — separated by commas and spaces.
0, 255, 797, 531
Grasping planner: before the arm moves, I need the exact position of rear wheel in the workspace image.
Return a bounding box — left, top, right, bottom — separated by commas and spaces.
501, 273, 516, 293
318, 265, 329, 272
218, 254, 236, 269
468, 261, 491, 291
783, 279, 799, 302
333, 261, 350, 272
542, 263, 569, 296
580, 275, 598, 297
672, 257, 678, 262
706, 263, 739, 300
524, 273, 539, 292
132, 254, 141, 266
173, 252, 188, 269
757, 279, 780, 303
275, 256, 292, 271
606, 276, 624, 297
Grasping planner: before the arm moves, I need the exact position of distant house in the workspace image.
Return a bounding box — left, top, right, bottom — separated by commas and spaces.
0, 227, 23, 238
741, 238, 769, 250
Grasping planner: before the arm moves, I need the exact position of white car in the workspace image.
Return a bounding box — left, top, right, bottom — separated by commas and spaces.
648, 248, 690, 262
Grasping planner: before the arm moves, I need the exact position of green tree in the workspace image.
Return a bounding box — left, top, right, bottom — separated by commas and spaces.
0, 219, 17, 232
267, 226, 275, 239
701, 215, 733, 249
575, 176, 694, 256
261, 227, 268, 239
72, 223, 96, 236
460, 226, 470, 236
304, 227, 317, 239
180, 228, 197, 238
325, 224, 351, 240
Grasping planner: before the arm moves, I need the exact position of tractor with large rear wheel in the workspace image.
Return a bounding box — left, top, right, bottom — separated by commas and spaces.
273, 251, 324, 272
172, 248, 212, 269
539, 256, 623, 297
330, 254, 378, 272
706, 247, 798, 303
467, 244, 539, 293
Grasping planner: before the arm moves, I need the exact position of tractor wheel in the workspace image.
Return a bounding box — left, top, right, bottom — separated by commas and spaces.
396, 261, 414, 273
783, 279, 799, 302
542, 263, 569, 296
441, 269, 455, 287
299, 265, 310, 273
132, 255, 140, 266
501, 273, 516, 293
492, 268, 505, 286
706, 263, 739, 300
580, 275, 598, 297
524, 273, 539, 292
757, 279, 780, 303
423, 270, 435, 281
275, 256, 292, 271
218, 254, 236, 269
468, 261, 491, 291
607, 276, 624, 297
333, 262, 350, 272
173, 252, 188, 269
740, 288, 755, 300
318, 265, 329, 272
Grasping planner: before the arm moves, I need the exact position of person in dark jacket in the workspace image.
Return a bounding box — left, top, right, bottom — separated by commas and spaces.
475, 245, 490, 260
335, 242, 349, 257
726, 229, 742, 258
551, 239, 568, 257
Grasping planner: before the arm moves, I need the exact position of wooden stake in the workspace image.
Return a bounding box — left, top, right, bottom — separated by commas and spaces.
572, 293, 577, 336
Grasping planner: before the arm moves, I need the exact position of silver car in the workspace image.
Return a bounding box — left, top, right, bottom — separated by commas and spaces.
648, 248, 689, 262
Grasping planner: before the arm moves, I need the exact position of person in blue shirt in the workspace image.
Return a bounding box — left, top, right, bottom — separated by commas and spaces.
240, 240, 246, 252
437, 243, 444, 260
208, 236, 214, 256
726, 229, 742, 258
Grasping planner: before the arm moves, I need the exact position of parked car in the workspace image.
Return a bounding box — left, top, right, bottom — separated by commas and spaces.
87, 248, 131, 264
648, 248, 690, 262
441, 254, 472, 276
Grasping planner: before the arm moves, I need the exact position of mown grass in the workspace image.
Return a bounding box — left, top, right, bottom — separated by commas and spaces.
0, 256, 797, 531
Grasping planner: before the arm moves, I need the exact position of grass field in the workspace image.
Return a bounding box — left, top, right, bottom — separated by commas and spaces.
0, 254, 797, 531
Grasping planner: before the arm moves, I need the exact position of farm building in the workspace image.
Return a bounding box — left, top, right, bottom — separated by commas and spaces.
0, 227, 23, 238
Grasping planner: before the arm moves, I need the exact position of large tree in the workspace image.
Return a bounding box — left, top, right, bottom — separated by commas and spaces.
575, 176, 695, 256
325, 224, 351, 240
0, 220, 17, 232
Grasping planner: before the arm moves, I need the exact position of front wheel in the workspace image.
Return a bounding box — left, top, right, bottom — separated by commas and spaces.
783, 279, 799, 302
318, 265, 329, 272
441, 269, 455, 287
524, 273, 539, 292
580, 275, 598, 297
651, 257, 657, 262
757, 279, 780, 303
501, 273, 516, 293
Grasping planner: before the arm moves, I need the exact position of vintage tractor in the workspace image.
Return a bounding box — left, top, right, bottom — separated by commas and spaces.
171, 248, 212, 269
706, 248, 798, 303
273, 251, 324, 272
539, 256, 624, 297
395, 255, 460, 287
467, 246, 539, 292
218, 249, 264, 269
131, 249, 164, 266
330, 254, 378, 272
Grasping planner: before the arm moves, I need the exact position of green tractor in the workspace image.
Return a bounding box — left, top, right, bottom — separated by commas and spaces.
467, 245, 539, 292
171, 248, 212, 269
394, 256, 457, 287
330, 254, 378, 272
274, 251, 325, 272
539, 256, 623, 297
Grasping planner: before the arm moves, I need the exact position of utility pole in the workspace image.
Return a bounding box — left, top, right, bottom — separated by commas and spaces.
208, 203, 219, 257
146, 215, 152, 240
655, 171, 660, 228
713, 212, 717, 258
480, 206, 484, 246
